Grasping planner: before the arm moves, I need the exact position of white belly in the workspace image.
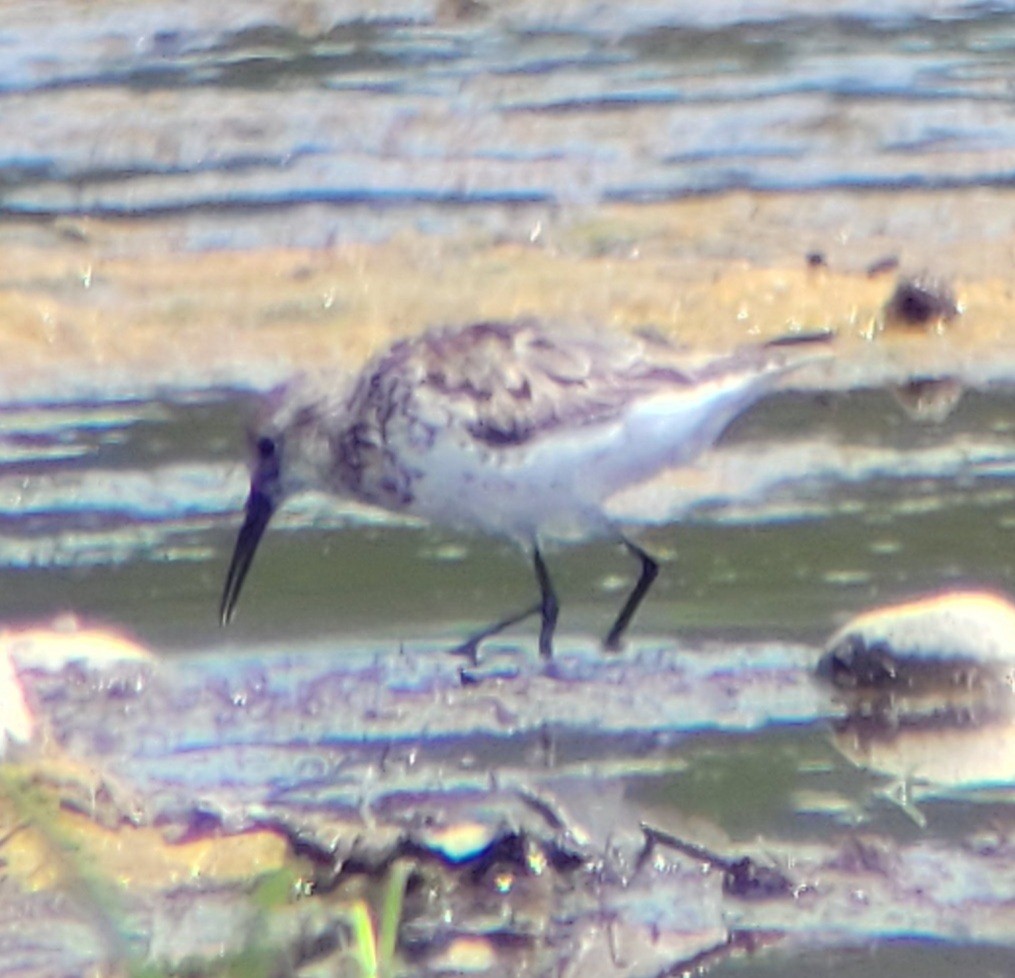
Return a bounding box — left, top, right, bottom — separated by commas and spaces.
404, 371, 771, 545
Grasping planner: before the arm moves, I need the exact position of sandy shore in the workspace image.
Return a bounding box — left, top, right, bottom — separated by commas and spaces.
2, 187, 1014, 402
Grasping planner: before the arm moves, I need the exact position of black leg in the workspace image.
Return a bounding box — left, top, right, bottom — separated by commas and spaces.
603, 539, 659, 652
449, 601, 541, 665
450, 546, 559, 663
533, 546, 559, 659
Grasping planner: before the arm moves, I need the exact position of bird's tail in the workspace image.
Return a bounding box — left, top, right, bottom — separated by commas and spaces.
762, 328, 835, 349
690, 328, 833, 388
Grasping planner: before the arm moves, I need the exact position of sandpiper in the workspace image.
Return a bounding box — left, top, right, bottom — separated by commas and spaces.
220, 320, 825, 658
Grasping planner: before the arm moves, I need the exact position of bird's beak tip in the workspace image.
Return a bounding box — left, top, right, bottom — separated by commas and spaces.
219, 488, 275, 626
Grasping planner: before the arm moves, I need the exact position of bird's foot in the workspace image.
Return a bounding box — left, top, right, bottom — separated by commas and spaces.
602, 630, 625, 654
448, 637, 483, 667
448, 601, 543, 665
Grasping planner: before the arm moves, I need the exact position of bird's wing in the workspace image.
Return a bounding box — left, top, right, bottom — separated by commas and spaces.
391, 321, 701, 447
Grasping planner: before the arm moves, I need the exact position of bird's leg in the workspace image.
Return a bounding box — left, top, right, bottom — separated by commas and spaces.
449, 602, 541, 665
449, 546, 559, 663
603, 539, 659, 652
533, 546, 559, 660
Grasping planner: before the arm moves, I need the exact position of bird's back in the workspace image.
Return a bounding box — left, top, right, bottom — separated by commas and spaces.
331, 321, 807, 541
358, 319, 694, 442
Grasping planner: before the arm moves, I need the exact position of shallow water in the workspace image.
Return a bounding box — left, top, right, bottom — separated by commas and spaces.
2, 388, 1014, 653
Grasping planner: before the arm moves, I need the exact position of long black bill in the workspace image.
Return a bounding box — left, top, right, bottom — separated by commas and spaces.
219, 488, 275, 626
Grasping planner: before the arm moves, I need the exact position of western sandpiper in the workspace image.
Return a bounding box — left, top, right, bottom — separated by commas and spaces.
220, 320, 825, 658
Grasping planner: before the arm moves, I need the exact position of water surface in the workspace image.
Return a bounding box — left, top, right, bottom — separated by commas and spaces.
2, 0, 1013, 247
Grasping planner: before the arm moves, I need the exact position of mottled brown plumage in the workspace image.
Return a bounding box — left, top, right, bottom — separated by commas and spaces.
405, 320, 694, 444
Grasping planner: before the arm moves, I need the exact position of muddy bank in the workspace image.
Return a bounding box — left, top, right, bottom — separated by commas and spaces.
2, 189, 1014, 402
2, 617, 1013, 976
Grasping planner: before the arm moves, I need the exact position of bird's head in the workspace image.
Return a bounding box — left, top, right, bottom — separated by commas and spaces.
219, 382, 329, 625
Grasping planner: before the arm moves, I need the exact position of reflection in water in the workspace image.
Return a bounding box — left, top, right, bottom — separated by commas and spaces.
819, 591, 1015, 805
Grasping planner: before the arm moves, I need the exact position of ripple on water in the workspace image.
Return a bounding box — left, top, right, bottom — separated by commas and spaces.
1, 2, 1012, 230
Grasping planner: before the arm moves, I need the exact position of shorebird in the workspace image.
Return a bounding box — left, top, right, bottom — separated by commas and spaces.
220, 320, 825, 659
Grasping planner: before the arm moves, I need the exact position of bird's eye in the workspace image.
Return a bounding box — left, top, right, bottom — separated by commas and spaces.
256, 436, 277, 460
